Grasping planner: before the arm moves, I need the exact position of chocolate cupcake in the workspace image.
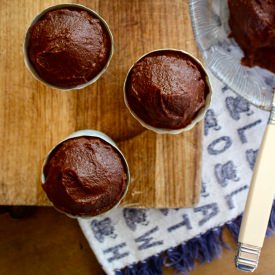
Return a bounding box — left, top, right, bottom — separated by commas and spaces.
228, 0, 275, 73
124, 49, 212, 134
42, 130, 130, 217
24, 4, 113, 90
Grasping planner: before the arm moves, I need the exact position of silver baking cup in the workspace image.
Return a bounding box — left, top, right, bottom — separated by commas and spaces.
41, 130, 130, 219
123, 48, 213, 134
23, 4, 114, 91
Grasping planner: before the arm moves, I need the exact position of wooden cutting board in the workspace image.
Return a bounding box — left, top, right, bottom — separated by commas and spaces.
0, 0, 202, 208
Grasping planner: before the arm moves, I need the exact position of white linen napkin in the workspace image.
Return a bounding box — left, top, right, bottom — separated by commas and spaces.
79, 72, 270, 275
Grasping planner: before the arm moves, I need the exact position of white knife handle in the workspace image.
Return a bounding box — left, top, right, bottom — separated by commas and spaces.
236, 119, 275, 272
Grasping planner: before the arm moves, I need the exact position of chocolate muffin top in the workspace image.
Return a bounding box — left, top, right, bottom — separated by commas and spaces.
27, 8, 112, 88
43, 137, 128, 217
228, 0, 275, 73
125, 50, 208, 129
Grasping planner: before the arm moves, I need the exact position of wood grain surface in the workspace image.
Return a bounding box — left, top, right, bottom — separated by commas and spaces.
1, 207, 275, 275
0, 0, 202, 207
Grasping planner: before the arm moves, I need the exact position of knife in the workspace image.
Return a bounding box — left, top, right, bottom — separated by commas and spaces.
235, 91, 275, 272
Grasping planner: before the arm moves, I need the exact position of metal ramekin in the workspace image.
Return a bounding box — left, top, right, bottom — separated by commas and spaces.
41, 130, 130, 219
123, 48, 213, 134
23, 4, 114, 91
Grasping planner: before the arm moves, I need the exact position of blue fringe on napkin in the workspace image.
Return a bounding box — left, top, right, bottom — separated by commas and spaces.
116, 202, 275, 275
